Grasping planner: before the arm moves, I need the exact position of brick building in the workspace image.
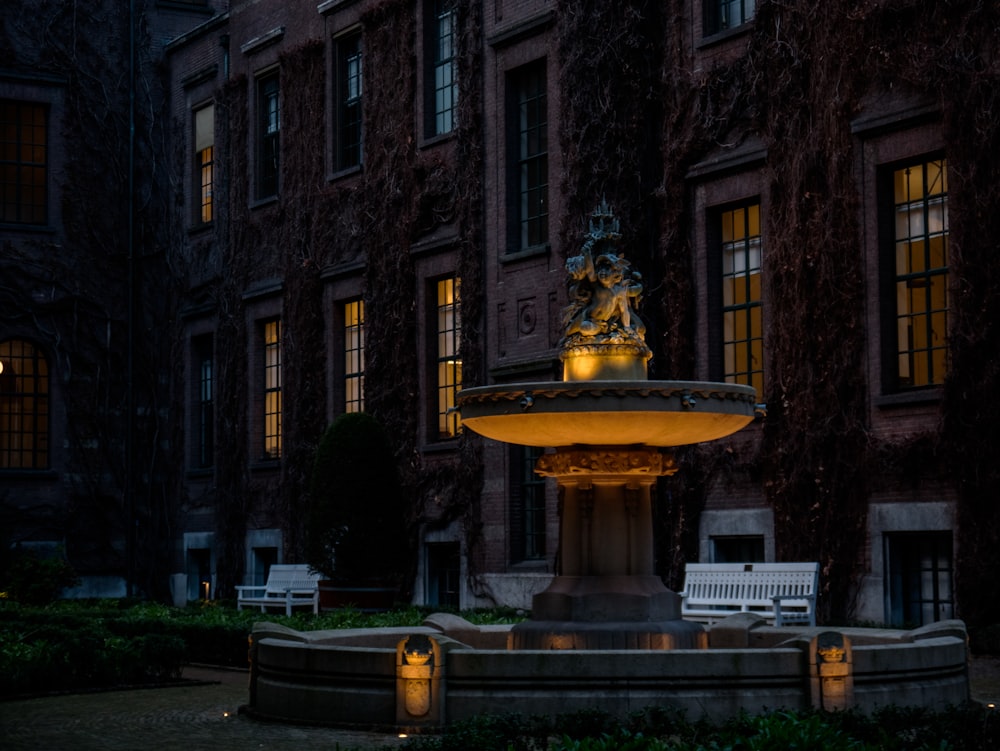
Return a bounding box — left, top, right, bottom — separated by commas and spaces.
3, 1, 999, 628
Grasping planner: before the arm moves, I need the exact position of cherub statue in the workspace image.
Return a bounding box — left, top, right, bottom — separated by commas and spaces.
561, 202, 646, 346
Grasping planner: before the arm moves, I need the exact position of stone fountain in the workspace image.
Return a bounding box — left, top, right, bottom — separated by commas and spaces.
244, 205, 969, 731
458, 202, 755, 650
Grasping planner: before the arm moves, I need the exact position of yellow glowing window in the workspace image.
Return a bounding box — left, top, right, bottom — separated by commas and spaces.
194, 105, 214, 223
893, 158, 948, 388
263, 320, 281, 459
436, 278, 462, 439
344, 299, 365, 413
721, 202, 764, 396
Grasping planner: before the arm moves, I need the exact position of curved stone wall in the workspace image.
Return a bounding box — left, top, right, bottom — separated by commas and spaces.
245, 617, 970, 729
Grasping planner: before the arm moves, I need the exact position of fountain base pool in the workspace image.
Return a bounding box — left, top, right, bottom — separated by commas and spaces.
245, 614, 970, 730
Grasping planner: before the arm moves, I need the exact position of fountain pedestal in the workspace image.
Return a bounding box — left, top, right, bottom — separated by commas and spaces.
509, 446, 707, 650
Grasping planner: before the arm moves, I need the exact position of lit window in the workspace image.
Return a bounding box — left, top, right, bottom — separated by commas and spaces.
344, 299, 365, 413
0, 100, 47, 225
257, 74, 279, 199
194, 105, 214, 223
336, 33, 363, 170
436, 277, 461, 439
193, 335, 214, 468
428, 0, 457, 137
509, 61, 548, 251
510, 445, 546, 562
704, 0, 756, 36
0, 339, 49, 469
890, 158, 949, 389
263, 320, 282, 459
720, 202, 764, 396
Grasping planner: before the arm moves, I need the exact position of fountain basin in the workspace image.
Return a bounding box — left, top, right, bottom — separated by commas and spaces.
457, 381, 756, 447
245, 615, 971, 729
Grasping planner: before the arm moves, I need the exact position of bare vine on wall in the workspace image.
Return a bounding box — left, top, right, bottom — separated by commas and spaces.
557, 0, 1000, 626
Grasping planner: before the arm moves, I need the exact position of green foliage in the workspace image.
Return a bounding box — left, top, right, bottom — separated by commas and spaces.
0, 599, 522, 696
396, 704, 1000, 751
0, 548, 79, 606
306, 412, 408, 584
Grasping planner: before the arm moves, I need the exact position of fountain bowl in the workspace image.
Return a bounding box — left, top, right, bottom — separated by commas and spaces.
457, 380, 757, 447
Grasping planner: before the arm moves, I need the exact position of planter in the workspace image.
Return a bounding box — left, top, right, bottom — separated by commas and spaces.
318, 582, 397, 613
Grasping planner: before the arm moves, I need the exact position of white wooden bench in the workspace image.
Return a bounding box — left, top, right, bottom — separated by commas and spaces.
679, 562, 818, 627
235, 564, 321, 616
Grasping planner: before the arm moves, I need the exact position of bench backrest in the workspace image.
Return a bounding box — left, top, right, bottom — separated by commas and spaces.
264, 564, 321, 594
682, 562, 818, 606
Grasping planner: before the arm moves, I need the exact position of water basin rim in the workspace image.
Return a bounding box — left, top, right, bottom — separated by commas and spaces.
457, 380, 757, 404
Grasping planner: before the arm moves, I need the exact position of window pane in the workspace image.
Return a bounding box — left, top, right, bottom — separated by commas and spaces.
436, 278, 462, 438
0, 101, 47, 224
513, 62, 548, 250
719, 202, 764, 395
0, 339, 50, 469
263, 320, 281, 458
337, 34, 363, 169
344, 299, 365, 413
257, 77, 279, 198
891, 159, 949, 388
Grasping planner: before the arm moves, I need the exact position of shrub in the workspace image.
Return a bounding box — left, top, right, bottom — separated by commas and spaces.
1, 548, 79, 605
305, 412, 408, 585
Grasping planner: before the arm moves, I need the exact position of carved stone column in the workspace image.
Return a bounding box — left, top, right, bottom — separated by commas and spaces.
509, 446, 706, 650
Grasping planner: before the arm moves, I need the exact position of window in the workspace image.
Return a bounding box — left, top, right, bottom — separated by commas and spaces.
0, 339, 49, 469
335, 33, 363, 171
193, 335, 214, 468
344, 299, 365, 413
719, 201, 764, 396
884, 158, 949, 390
262, 319, 282, 459
508, 61, 548, 251
510, 445, 546, 563
711, 535, 765, 563
885, 532, 953, 627
426, 0, 457, 137
1, 100, 47, 225
435, 277, 462, 439
426, 542, 460, 608
194, 105, 214, 223
704, 0, 756, 36
257, 74, 279, 199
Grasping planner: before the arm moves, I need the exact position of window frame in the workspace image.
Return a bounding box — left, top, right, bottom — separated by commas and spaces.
425, 0, 457, 139
261, 318, 282, 460
193, 103, 214, 225
334, 31, 363, 173
192, 334, 214, 469
0, 339, 50, 470
703, 0, 757, 38
506, 60, 548, 254
884, 531, 954, 627
509, 445, 547, 564
0, 99, 48, 226
343, 298, 365, 414
256, 73, 280, 200
878, 155, 949, 394
707, 197, 765, 397
433, 276, 462, 441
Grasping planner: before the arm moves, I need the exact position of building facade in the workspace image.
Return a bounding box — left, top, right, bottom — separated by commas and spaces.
3, 1, 999, 629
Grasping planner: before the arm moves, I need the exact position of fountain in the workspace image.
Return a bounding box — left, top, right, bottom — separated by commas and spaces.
244, 204, 969, 730
458, 202, 755, 650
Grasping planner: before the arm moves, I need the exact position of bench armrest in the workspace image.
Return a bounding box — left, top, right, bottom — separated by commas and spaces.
235, 585, 267, 597
771, 594, 816, 627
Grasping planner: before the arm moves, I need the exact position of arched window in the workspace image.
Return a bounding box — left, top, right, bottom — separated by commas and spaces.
0, 339, 49, 469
